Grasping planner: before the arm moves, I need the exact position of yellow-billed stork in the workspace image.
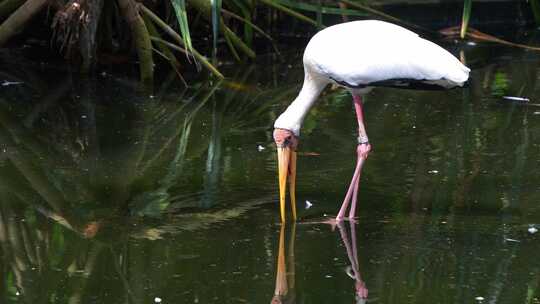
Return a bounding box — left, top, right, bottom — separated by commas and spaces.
274, 20, 470, 222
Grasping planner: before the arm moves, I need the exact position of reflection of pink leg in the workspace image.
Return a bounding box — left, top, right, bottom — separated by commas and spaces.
350, 221, 359, 270
349, 222, 368, 299
336, 221, 368, 300
337, 222, 354, 266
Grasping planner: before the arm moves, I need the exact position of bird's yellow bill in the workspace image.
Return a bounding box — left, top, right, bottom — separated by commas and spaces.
277, 147, 297, 222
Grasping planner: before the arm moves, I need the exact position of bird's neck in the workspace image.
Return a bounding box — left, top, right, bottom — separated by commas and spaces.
274, 74, 327, 136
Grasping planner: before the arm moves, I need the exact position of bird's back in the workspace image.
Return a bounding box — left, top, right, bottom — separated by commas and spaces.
303, 20, 470, 89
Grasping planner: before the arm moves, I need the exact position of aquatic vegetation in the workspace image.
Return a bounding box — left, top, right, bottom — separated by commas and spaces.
2, 0, 535, 87
1, 23, 540, 303
0, 0, 324, 84
460, 0, 472, 38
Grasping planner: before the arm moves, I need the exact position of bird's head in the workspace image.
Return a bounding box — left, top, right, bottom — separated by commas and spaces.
273, 128, 298, 150
273, 128, 298, 222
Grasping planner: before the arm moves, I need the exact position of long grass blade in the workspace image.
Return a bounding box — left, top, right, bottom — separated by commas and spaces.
144, 15, 181, 68
530, 0, 540, 26
340, 0, 431, 33
211, 0, 222, 57
230, 0, 253, 46
150, 36, 225, 78
460, 0, 472, 39
258, 0, 318, 27
224, 29, 241, 61
221, 8, 279, 54
316, 0, 323, 28
170, 0, 194, 58
140, 5, 224, 78
222, 21, 256, 58
276, 0, 368, 17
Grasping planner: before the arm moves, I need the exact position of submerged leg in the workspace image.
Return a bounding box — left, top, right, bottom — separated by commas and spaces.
336, 94, 371, 221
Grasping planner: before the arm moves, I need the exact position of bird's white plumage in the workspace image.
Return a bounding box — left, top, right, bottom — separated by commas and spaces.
305, 20, 470, 88
275, 20, 470, 136
304, 20, 470, 86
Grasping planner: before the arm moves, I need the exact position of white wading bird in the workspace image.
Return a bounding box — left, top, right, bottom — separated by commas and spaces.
273, 20, 470, 222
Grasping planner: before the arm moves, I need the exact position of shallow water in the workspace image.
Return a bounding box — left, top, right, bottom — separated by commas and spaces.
1, 34, 540, 304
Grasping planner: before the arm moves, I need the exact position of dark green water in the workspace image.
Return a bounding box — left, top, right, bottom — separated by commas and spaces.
1, 35, 540, 304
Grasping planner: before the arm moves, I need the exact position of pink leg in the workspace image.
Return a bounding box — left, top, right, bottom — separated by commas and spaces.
349, 172, 360, 219
336, 94, 371, 221
336, 153, 364, 220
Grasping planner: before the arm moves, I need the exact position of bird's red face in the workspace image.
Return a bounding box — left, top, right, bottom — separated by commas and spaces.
273, 128, 298, 222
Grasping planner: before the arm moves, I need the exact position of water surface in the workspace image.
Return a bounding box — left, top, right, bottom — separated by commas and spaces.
1, 34, 540, 304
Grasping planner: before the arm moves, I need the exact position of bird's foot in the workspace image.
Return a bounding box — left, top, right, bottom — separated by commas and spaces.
336, 216, 358, 223
355, 280, 369, 299
357, 143, 371, 159
324, 216, 357, 230
323, 217, 340, 231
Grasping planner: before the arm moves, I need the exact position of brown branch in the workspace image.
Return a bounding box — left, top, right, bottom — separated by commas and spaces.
440, 26, 540, 52
51, 0, 104, 68
0, 0, 26, 22
118, 0, 154, 86
0, 0, 49, 46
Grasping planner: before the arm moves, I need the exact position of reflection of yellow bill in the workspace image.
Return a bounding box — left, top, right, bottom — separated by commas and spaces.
277, 147, 297, 222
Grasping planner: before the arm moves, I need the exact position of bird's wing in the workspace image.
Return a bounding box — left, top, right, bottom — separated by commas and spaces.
304, 20, 470, 89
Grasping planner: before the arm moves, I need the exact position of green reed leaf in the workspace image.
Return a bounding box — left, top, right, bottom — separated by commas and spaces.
461, 0, 472, 39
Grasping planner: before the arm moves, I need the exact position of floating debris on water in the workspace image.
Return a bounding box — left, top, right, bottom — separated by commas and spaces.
428, 170, 439, 174
528, 226, 538, 234
1, 80, 23, 86
305, 200, 313, 209
475, 296, 484, 301
257, 145, 265, 151
298, 152, 320, 156
154, 297, 162, 303
503, 96, 530, 102
505, 238, 520, 243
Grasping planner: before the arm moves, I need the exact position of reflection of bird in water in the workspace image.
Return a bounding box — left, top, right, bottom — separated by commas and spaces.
273, 20, 470, 222
336, 221, 368, 304
271, 223, 296, 304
